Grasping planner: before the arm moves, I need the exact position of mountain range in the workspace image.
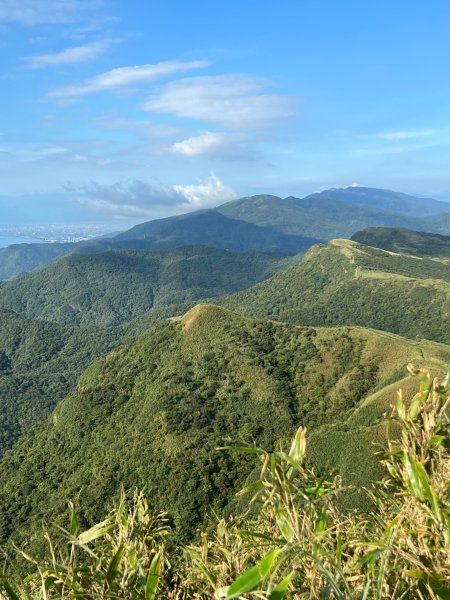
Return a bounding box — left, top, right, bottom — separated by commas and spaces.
1, 186, 450, 280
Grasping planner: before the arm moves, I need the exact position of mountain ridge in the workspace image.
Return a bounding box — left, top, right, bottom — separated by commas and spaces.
2, 186, 450, 280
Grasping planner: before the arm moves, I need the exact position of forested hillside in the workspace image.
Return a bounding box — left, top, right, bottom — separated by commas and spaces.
0, 246, 289, 326
223, 239, 450, 344
1, 304, 449, 555
0, 311, 119, 455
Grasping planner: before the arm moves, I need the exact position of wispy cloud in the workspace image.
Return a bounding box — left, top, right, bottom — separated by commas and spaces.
0, 143, 69, 162
376, 129, 437, 141
48, 60, 210, 100
22, 40, 115, 68
67, 171, 236, 218
170, 131, 259, 161
143, 74, 296, 129
0, 0, 103, 26
95, 115, 183, 139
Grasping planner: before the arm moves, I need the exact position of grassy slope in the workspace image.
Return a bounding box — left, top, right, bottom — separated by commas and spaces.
1, 304, 449, 550
0, 246, 290, 326
221, 239, 450, 345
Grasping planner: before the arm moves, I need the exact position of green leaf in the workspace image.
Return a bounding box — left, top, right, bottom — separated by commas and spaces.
105, 543, 124, 591
396, 390, 405, 420
275, 507, 294, 542
0, 578, 20, 600
146, 552, 162, 600
237, 480, 265, 497
434, 587, 450, 600
404, 453, 426, 501
408, 395, 421, 419
268, 572, 293, 600
75, 519, 112, 545
68, 502, 79, 538
224, 549, 282, 599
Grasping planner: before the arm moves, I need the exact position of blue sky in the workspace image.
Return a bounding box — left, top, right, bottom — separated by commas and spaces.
1, 0, 450, 224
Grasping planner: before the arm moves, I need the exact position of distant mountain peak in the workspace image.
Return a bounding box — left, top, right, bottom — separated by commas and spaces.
303, 186, 448, 217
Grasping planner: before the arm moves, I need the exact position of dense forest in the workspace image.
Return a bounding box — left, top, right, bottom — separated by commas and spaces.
0, 246, 290, 326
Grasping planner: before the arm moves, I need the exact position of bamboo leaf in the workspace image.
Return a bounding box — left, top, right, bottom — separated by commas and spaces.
275, 507, 294, 542
288, 426, 306, 463
75, 519, 112, 545
0, 578, 20, 600
268, 572, 293, 600
396, 390, 405, 420
146, 552, 162, 600
105, 543, 123, 591
68, 502, 79, 538
224, 549, 281, 599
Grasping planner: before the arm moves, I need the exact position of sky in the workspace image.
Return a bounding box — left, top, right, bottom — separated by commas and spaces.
1, 0, 450, 225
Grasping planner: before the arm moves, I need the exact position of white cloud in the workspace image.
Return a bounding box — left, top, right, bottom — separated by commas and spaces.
68, 171, 236, 218
174, 172, 236, 207
0, 0, 102, 26
22, 40, 113, 68
376, 129, 436, 141
143, 74, 296, 129
170, 131, 258, 160
48, 60, 210, 100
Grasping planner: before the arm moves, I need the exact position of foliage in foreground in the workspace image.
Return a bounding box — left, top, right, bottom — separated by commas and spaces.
1, 366, 449, 598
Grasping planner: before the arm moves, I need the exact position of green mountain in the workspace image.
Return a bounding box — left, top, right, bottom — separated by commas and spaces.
0, 246, 290, 327
0, 213, 315, 281
0, 242, 73, 281
119, 192, 450, 248
1, 304, 448, 550
113, 210, 318, 253
222, 238, 450, 345
0, 310, 119, 456
3, 187, 450, 281
352, 227, 450, 258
